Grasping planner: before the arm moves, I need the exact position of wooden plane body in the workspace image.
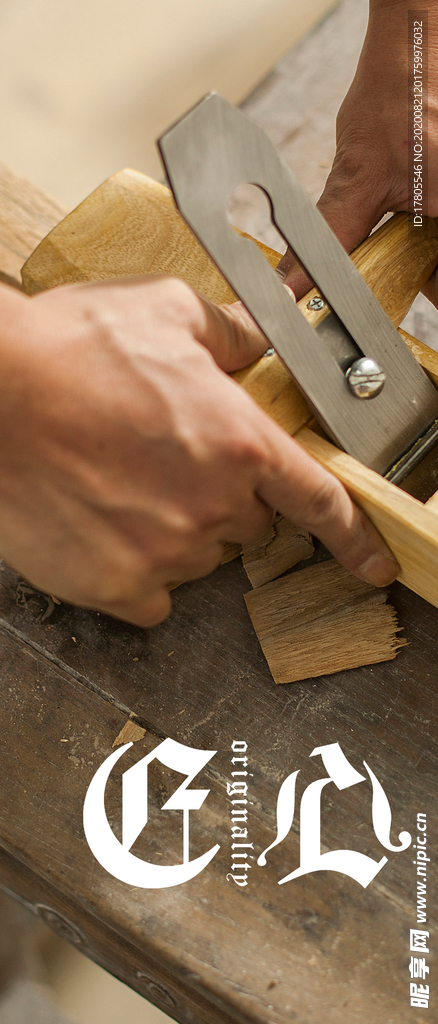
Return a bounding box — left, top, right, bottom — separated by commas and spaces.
21, 168, 438, 611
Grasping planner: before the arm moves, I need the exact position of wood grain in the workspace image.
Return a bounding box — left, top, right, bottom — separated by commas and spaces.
241, 515, 314, 587
352, 213, 438, 325
112, 716, 146, 748
0, 162, 66, 290
21, 169, 279, 302
0, 616, 435, 1024
297, 426, 438, 605
245, 560, 406, 683
399, 326, 438, 387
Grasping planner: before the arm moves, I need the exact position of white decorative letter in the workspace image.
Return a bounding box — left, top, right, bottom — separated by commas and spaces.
258, 742, 410, 889
84, 740, 219, 889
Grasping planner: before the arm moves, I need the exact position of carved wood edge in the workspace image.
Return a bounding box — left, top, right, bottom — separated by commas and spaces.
0, 846, 242, 1024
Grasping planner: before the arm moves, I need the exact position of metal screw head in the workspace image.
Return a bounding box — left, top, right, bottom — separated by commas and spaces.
346, 357, 386, 399
307, 296, 325, 311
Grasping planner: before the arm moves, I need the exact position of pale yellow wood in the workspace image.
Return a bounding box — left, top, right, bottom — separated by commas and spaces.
426, 491, 438, 511
352, 213, 438, 325
0, 162, 67, 290
21, 168, 280, 302
399, 327, 438, 388
112, 718, 146, 748
233, 355, 311, 436
296, 427, 438, 607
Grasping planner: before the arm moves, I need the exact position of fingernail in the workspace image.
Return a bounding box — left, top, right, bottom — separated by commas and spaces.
357, 552, 399, 587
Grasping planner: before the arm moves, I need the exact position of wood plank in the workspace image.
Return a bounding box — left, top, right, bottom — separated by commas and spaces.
241, 515, 314, 587
0, 621, 435, 1024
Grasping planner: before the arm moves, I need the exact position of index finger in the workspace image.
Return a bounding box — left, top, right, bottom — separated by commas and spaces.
257, 425, 398, 587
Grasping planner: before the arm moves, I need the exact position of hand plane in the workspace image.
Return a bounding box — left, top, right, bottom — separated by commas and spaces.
158, 93, 438, 483
20, 108, 438, 608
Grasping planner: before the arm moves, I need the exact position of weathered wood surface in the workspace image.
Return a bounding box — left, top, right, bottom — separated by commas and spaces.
0, 566, 437, 1024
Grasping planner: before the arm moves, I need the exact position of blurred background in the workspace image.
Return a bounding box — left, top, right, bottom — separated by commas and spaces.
0, 0, 335, 210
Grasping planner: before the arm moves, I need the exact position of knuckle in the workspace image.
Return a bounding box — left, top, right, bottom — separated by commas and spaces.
77, 546, 150, 609
324, 157, 366, 205
170, 547, 223, 585
79, 547, 173, 626
147, 525, 197, 571
104, 589, 172, 628
228, 424, 266, 470
155, 276, 197, 318
325, 134, 382, 196
302, 475, 342, 529
180, 505, 221, 534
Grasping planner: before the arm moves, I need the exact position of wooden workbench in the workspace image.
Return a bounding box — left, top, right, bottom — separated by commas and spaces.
0, 3, 436, 1022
